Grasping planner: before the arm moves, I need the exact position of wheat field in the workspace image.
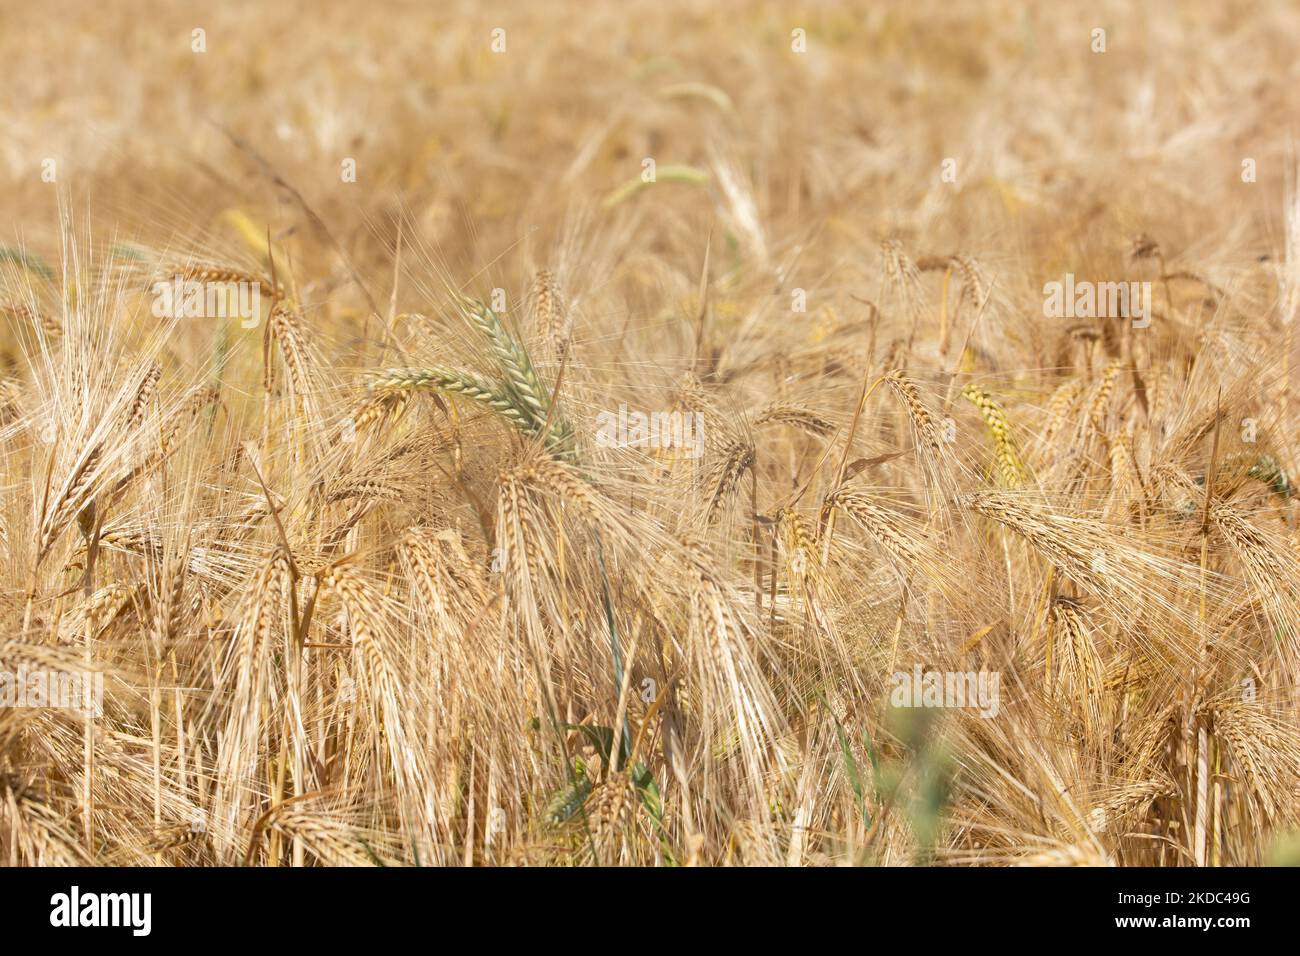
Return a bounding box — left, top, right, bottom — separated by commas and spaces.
1, 0, 1298, 867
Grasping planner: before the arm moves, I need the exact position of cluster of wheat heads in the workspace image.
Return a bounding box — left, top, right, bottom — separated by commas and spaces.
0, 210, 1296, 869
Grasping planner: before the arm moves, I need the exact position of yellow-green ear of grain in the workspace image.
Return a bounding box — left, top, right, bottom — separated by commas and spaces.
962, 384, 1025, 488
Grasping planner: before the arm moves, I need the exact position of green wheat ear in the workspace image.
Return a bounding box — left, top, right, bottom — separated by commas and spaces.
372, 366, 533, 430
0, 246, 55, 281
465, 299, 577, 457
542, 766, 592, 826
370, 297, 575, 458
461, 299, 550, 421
